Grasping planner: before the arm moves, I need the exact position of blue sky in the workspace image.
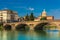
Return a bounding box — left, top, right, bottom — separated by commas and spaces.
0, 0, 60, 19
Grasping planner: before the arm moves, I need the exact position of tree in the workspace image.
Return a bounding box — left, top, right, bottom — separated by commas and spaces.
40, 17, 47, 20
25, 14, 29, 21
29, 13, 34, 21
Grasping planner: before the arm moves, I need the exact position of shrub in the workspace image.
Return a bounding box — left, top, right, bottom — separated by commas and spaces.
40, 17, 47, 20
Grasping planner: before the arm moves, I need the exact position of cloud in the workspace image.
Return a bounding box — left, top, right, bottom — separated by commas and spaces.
28, 7, 34, 11
14, 6, 34, 11
47, 8, 60, 19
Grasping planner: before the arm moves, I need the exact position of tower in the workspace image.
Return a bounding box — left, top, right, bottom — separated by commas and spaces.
41, 9, 47, 17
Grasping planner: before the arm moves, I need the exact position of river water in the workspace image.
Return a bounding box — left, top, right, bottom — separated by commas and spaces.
0, 30, 60, 40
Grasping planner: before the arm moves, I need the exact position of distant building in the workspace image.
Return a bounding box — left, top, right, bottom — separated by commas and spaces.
41, 9, 47, 17
46, 16, 54, 20
18, 17, 24, 22
34, 18, 40, 21
23, 16, 26, 21
34, 9, 54, 21
0, 9, 19, 23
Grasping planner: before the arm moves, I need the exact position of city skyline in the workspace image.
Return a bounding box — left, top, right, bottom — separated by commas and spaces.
0, 0, 60, 19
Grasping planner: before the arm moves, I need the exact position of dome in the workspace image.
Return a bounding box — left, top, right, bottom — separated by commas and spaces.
41, 9, 47, 17
42, 9, 46, 13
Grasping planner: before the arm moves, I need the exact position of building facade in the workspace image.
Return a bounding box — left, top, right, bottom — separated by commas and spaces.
0, 9, 19, 23
34, 9, 54, 21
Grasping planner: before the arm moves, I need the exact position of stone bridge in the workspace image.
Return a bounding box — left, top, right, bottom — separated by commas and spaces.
3, 20, 60, 30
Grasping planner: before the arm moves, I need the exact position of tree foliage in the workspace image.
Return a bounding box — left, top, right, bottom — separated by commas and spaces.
25, 14, 29, 21
24, 13, 35, 21
29, 13, 34, 21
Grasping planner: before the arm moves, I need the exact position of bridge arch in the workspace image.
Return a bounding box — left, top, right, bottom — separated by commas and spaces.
4, 24, 12, 30
15, 24, 30, 31
34, 22, 50, 30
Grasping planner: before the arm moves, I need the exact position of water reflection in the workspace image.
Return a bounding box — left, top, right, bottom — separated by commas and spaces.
0, 30, 60, 40
46, 30, 60, 40
26, 30, 47, 40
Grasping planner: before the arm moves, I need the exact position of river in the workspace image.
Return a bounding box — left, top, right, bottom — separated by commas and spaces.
0, 30, 60, 40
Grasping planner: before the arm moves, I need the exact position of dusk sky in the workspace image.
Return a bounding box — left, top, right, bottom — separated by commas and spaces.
0, 0, 60, 19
